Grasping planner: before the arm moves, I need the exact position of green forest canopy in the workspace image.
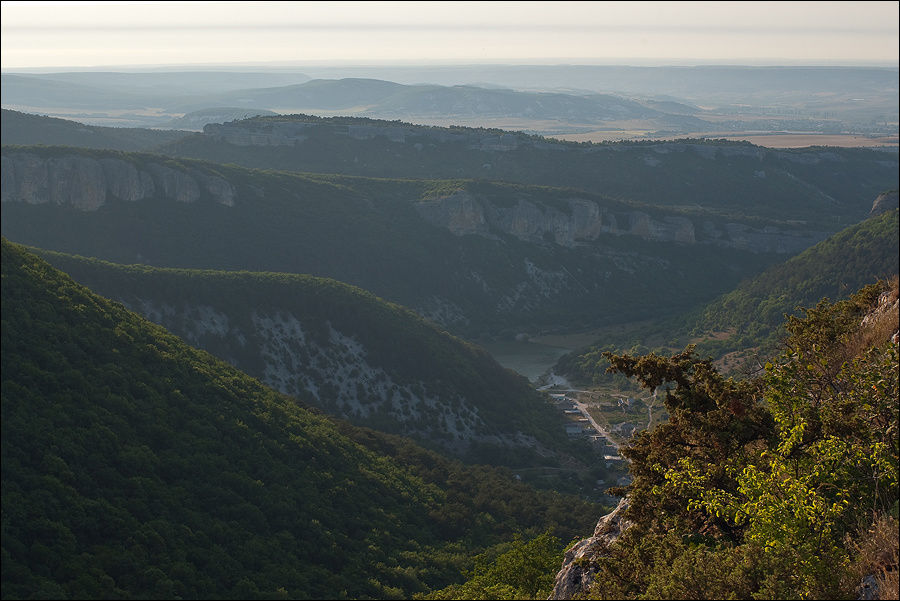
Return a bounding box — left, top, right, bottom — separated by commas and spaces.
583, 277, 898, 599
0, 238, 599, 600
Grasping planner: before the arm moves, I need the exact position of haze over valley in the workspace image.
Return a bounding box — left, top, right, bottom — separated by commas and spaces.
3, 64, 897, 146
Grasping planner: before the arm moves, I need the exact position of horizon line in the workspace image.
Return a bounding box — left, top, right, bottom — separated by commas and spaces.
4, 58, 899, 72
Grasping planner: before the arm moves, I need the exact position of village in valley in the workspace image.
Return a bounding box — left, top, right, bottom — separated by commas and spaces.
544, 386, 669, 493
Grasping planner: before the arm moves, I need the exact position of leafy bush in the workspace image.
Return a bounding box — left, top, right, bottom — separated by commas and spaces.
582, 278, 899, 599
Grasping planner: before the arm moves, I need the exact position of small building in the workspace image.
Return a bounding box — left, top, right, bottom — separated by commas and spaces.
565, 423, 587, 437
604, 455, 627, 469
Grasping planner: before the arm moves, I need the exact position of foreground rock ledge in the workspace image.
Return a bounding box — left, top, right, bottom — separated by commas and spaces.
549, 497, 631, 600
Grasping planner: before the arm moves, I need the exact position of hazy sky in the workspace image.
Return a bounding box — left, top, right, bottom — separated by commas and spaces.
1, 1, 898, 69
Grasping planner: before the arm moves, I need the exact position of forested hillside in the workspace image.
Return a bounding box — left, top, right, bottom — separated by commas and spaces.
0, 109, 190, 150
688, 207, 900, 359
2, 9, 897, 600
29, 248, 598, 472
558, 207, 899, 383
1, 146, 785, 337
0, 239, 600, 599
552, 278, 898, 599
160, 114, 898, 228
4, 110, 897, 231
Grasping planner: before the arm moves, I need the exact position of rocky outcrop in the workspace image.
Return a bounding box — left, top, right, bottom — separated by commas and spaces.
870, 190, 899, 217
859, 283, 900, 345
109, 298, 545, 456
549, 497, 632, 600
415, 190, 824, 253
99, 158, 156, 201
415, 191, 696, 247
1, 150, 236, 210
159, 108, 277, 131
415, 191, 490, 236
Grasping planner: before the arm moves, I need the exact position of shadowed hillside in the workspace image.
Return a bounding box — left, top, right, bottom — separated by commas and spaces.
557, 207, 899, 384
1, 109, 190, 150
1, 146, 786, 337
29, 248, 598, 471
0, 238, 599, 599
159, 114, 898, 228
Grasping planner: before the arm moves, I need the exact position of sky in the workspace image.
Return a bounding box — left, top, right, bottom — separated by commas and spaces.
1, 1, 898, 70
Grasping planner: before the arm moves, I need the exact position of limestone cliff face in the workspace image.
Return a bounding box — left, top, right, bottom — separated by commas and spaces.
197, 119, 876, 255
111, 297, 542, 456
1, 151, 235, 210
415, 191, 490, 236
870, 190, 899, 217
548, 497, 632, 600
415, 191, 696, 247
415, 190, 822, 253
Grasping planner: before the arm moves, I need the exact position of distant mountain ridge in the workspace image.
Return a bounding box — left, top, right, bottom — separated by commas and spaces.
3, 109, 896, 232
4, 65, 896, 133
186, 77, 707, 130
162, 113, 898, 229
1, 73, 709, 130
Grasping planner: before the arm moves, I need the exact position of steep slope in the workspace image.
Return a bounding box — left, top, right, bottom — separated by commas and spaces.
0, 238, 599, 599
557, 207, 899, 383
160, 114, 899, 228
687, 207, 899, 359
549, 280, 898, 600
29, 249, 586, 467
1, 146, 782, 336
